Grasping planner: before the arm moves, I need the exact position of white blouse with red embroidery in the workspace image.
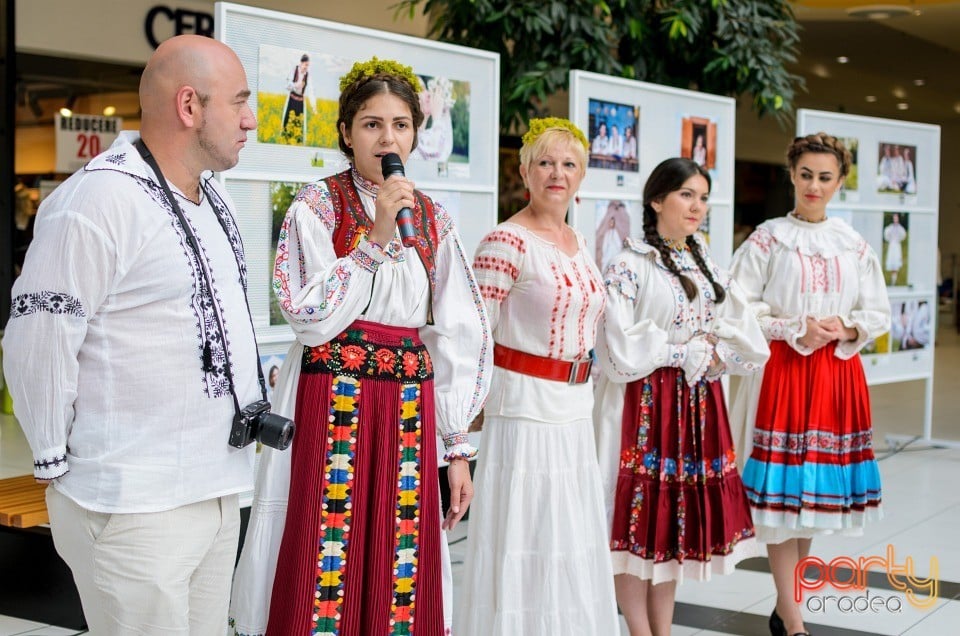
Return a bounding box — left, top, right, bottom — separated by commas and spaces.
473, 221, 605, 423
730, 214, 890, 360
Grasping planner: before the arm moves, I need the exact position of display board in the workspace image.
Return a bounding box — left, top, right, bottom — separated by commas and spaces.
568, 70, 737, 269
215, 2, 500, 350
797, 109, 942, 444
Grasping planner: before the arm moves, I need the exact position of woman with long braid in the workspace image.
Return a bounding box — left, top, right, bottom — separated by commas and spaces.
730, 134, 890, 636
594, 157, 769, 636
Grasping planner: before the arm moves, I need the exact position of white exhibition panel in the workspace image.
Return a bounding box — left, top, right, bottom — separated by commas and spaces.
214, 2, 500, 343
568, 70, 737, 268
797, 109, 941, 442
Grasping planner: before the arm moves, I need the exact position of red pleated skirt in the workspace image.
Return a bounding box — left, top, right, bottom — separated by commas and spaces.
267, 320, 443, 635
610, 367, 755, 579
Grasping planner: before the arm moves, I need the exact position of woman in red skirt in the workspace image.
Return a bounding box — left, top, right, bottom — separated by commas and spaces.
594, 158, 770, 636
230, 58, 492, 636
730, 133, 891, 636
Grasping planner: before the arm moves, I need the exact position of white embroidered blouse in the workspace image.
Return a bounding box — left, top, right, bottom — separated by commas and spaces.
729, 214, 891, 359
596, 233, 769, 385
472, 222, 606, 423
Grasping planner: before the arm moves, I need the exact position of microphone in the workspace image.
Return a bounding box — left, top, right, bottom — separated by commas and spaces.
380, 153, 417, 247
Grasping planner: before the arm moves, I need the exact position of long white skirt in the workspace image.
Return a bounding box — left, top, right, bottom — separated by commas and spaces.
455, 414, 619, 635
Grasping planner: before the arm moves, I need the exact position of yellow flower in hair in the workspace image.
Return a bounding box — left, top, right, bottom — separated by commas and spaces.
339, 57, 422, 93
522, 117, 589, 151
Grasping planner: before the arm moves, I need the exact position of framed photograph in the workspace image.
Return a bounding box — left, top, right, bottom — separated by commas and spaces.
269, 181, 307, 325
411, 74, 471, 179
877, 142, 917, 195
882, 211, 909, 287
257, 45, 342, 149
260, 353, 287, 401
679, 116, 716, 170
890, 299, 932, 352
594, 199, 634, 271
587, 98, 639, 173
838, 136, 859, 202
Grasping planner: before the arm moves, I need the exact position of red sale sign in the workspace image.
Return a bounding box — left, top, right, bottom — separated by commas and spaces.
55, 114, 123, 173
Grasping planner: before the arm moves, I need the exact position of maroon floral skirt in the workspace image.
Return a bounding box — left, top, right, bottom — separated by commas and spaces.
610, 368, 756, 582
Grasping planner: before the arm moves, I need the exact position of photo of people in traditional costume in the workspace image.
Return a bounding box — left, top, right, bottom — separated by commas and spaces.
594, 157, 768, 636
729, 133, 891, 636
230, 57, 492, 636
882, 211, 908, 285
456, 118, 619, 635
412, 75, 456, 163
596, 199, 631, 272
282, 53, 314, 144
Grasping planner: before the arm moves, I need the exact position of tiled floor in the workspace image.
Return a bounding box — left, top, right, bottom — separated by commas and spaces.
2, 317, 959, 635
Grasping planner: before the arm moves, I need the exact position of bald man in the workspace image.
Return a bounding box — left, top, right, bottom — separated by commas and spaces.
3, 35, 258, 634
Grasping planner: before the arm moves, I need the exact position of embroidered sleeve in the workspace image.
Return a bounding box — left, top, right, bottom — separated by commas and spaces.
595, 259, 677, 383
730, 227, 805, 346
711, 278, 770, 375
273, 182, 384, 347
420, 206, 492, 455
2, 206, 117, 481
836, 240, 891, 360
472, 227, 525, 330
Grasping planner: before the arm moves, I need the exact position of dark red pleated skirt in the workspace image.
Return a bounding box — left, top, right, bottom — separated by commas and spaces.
267, 320, 443, 635
610, 368, 755, 572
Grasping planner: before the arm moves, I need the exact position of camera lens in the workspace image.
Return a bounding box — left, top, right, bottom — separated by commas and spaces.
257, 412, 295, 451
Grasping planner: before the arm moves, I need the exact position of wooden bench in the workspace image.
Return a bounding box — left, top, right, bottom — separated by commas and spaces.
0, 475, 49, 528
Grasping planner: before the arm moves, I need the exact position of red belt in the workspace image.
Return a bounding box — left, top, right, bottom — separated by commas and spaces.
493, 343, 593, 384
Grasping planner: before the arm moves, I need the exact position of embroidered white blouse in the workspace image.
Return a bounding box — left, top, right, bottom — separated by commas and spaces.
727, 214, 891, 457
273, 169, 491, 454
595, 233, 769, 386
1, 132, 258, 513
472, 222, 605, 423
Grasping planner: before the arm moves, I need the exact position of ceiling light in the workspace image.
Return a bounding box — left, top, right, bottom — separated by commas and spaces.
954, 103, 960, 114
837, 56, 849, 64
897, 103, 909, 110
847, 5, 911, 20
60, 94, 77, 118
866, 95, 878, 103
103, 105, 117, 117
913, 79, 925, 87
812, 64, 830, 78
892, 87, 907, 99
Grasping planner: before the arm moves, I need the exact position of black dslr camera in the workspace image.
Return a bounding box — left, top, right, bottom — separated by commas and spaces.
229, 400, 295, 450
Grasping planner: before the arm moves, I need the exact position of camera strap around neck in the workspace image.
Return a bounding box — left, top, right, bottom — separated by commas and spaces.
134, 138, 268, 417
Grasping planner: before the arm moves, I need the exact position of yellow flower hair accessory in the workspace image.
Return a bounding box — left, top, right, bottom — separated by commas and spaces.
339, 57, 423, 94
522, 117, 589, 151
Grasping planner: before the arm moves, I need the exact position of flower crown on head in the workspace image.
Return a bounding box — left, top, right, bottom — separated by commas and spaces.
339, 57, 423, 94
522, 117, 589, 151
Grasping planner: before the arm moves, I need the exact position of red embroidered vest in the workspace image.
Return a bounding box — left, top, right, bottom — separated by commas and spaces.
324, 169, 439, 323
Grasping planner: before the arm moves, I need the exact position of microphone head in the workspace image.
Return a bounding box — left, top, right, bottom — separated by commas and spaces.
381, 152, 405, 178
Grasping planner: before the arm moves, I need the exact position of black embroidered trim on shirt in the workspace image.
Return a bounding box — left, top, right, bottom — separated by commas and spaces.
11, 291, 86, 319
204, 178, 248, 291
134, 176, 233, 399
104, 152, 125, 166
34, 454, 68, 470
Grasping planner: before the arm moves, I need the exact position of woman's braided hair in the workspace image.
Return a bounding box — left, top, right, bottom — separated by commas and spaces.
642, 157, 726, 303
787, 132, 852, 177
